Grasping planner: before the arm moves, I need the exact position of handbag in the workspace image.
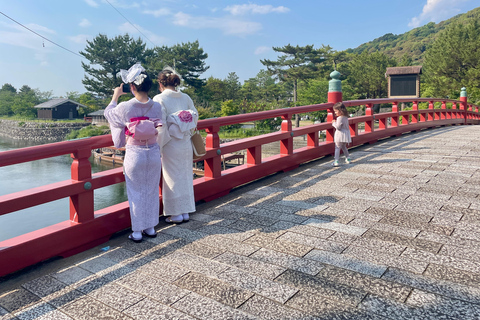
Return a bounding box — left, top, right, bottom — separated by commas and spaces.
191, 129, 206, 160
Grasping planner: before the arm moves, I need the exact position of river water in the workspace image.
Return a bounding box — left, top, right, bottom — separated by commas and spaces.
0, 137, 128, 242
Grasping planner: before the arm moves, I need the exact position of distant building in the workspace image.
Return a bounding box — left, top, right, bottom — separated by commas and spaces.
87, 109, 107, 125
34, 98, 87, 120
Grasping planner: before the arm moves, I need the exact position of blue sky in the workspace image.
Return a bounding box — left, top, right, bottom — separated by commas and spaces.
0, 0, 478, 97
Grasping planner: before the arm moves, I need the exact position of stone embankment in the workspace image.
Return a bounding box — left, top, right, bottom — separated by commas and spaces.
0, 119, 90, 142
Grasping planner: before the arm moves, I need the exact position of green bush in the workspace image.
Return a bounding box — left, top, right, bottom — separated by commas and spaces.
65, 125, 109, 140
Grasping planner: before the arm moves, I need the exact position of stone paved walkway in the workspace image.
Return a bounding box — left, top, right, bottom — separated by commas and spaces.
2, 125, 480, 320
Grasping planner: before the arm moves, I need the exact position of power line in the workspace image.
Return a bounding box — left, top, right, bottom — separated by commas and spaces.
104, 0, 157, 47
0, 11, 84, 59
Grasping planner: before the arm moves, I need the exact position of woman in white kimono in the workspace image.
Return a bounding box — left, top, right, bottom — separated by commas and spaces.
153, 67, 197, 224
104, 63, 163, 242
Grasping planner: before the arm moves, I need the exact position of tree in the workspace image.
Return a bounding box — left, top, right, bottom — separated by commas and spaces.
344, 51, 396, 99
261, 44, 332, 126
0, 83, 17, 94
204, 77, 228, 103
80, 34, 154, 97
150, 40, 209, 89
11, 85, 38, 118
423, 20, 480, 103
225, 72, 241, 101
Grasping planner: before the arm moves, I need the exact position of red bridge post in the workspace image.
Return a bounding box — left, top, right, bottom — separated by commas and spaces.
460, 87, 467, 124
327, 70, 342, 142
70, 147, 94, 223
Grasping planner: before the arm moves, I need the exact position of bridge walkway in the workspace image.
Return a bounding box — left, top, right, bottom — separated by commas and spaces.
1, 125, 480, 320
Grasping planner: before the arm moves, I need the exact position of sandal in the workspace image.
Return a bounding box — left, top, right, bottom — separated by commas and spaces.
165, 216, 183, 224
128, 234, 142, 243
142, 230, 157, 238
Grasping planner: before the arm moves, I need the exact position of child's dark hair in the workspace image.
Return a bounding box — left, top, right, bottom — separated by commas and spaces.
158, 70, 181, 88
131, 72, 152, 92
333, 102, 349, 117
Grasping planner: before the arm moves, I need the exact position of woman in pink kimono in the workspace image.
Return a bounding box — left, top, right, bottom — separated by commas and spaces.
153, 67, 198, 224
104, 63, 162, 242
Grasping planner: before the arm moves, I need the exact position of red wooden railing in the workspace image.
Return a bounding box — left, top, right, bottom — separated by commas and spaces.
0, 97, 479, 277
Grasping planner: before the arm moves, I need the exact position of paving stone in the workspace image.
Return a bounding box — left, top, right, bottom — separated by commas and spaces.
196, 224, 256, 242
239, 294, 314, 320
275, 269, 366, 306
382, 267, 480, 305
401, 247, 480, 273
136, 259, 189, 283
289, 224, 336, 239
50, 266, 94, 286
194, 234, 260, 256
159, 226, 209, 242
87, 283, 144, 311
243, 233, 313, 257
316, 265, 412, 302
302, 218, 367, 236
277, 232, 347, 253
115, 272, 189, 306
250, 248, 325, 275
123, 297, 196, 320
61, 296, 131, 320
172, 292, 258, 320
214, 252, 286, 280
438, 243, 480, 263
371, 222, 420, 238
180, 241, 226, 259
360, 294, 457, 320
347, 245, 428, 274
99, 247, 140, 263
424, 263, 480, 288
216, 268, 298, 304
362, 229, 442, 254
159, 251, 230, 277
173, 272, 253, 308
305, 250, 387, 278
0, 289, 41, 313
20, 276, 84, 309
13, 303, 73, 320
406, 289, 480, 320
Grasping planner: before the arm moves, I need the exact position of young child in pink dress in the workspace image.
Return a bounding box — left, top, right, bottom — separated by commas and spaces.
332, 102, 352, 167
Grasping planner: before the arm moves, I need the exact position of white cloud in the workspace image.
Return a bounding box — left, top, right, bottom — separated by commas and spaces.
173, 12, 262, 36
69, 34, 90, 44
409, 0, 469, 28
117, 22, 167, 45
254, 46, 270, 55
0, 22, 55, 50
79, 19, 91, 28
84, 0, 98, 8
143, 8, 171, 17
224, 4, 290, 15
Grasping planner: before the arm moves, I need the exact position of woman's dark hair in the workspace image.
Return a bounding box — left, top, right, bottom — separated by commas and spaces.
157, 70, 181, 88
131, 72, 152, 93
333, 102, 349, 117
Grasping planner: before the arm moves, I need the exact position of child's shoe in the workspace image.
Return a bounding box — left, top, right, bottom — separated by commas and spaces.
345, 158, 351, 164
332, 160, 339, 167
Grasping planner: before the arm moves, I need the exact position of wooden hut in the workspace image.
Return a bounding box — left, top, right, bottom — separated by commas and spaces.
34, 98, 87, 120
385, 66, 422, 98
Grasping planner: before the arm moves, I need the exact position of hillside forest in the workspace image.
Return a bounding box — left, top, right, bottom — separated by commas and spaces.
0, 6, 479, 132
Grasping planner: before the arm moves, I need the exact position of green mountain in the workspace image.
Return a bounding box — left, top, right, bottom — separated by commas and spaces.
348, 6, 480, 64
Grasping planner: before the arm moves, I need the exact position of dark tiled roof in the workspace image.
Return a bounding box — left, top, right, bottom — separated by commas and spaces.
385, 66, 422, 75
88, 109, 106, 116
34, 98, 88, 109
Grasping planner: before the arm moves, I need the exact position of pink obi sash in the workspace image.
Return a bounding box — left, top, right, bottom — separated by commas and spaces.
125, 116, 157, 146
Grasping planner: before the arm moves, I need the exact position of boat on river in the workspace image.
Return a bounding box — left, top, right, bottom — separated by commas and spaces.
93, 147, 125, 165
